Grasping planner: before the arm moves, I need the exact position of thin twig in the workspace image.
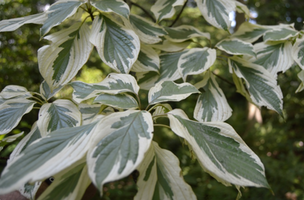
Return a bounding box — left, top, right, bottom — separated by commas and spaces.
212, 72, 235, 86
130, 2, 156, 23
169, 0, 188, 27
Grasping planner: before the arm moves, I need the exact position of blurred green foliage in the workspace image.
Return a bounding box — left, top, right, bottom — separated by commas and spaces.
0, 0, 303, 199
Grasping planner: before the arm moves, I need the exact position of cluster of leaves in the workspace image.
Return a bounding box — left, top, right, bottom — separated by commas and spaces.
0, 0, 303, 199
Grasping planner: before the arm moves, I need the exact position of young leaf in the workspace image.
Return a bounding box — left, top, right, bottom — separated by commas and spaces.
0, 99, 35, 135
90, 15, 140, 74
216, 38, 255, 57
90, 0, 130, 19
194, 71, 232, 122
250, 41, 293, 77
165, 25, 210, 42
178, 47, 216, 81
87, 110, 153, 193
296, 70, 304, 93
196, 0, 235, 31
151, 0, 186, 22
37, 99, 81, 137
135, 142, 196, 200
94, 93, 139, 110
37, 161, 91, 200
231, 22, 268, 43
157, 51, 185, 82
0, 13, 46, 32
40, 81, 63, 100
228, 56, 283, 116
0, 122, 99, 194
0, 132, 23, 152
168, 109, 269, 188
38, 23, 93, 92
132, 44, 160, 73
124, 14, 167, 44
263, 25, 299, 42
292, 37, 304, 70
40, 0, 84, 36
148, 81, 199, 105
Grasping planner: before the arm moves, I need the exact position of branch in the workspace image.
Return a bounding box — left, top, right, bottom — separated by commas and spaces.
130, 2, 156, 23
169, 0, 188, 27
212, 72, 235, 86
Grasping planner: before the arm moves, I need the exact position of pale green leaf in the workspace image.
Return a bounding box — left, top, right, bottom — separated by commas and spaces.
125, 14, 167, 44
0, 99, 35, 135
178, 47, 216, 81
0, 122, 99, 194
148, 81, 199, 105
151, 0, 186, 22
90, 15, 140, 74
250, 41, 294, 77
40, 0, 84, 36
150, 39, 190, 52
194, 71, 232, 122
168, 109, 269, 188
0, 13, 46, 32
37, 99, 81, 137
292, 37, 304, 70
91, 0, 130, 19
196, 0, 235, 30
235, 1, 250, 19
231, 22, 268, 43
87, 110, 153, 193
229, 56, 283, 116
132, 44, 160, 73
38, 23, 93, 91
165, 25, 210, 42
216, 38, 255, 56
135, 142, 196, 200
37, 161, 91, 200
94, 93, 139, 109
71, 73, 139, 103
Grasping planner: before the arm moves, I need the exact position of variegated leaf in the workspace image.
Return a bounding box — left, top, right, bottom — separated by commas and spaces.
263, 25, 299, 42
0, 13, 46, 32
152, 104, 172, 117
196, 0, 235, 31
235, 1, 250, 19
0, 85, 32, 99
0, 99, 35, 135
0, 122, 99, 194
40, 0, 84, 36
37, 161, 91, 200
38, 23, 93, 92
132, 44, 160, 73
71, 73, 140, 103
94, 93, 139, 110
135, 142, 196, 200
178, 47, 216, 81
37, 99, 81, 137
90, 15, 140, 74
0, 132, 23, 152
231, 22, 268, 43
216, 38, 255, 57
40, 81, 63, 100
90, 0, 130, 19
136, 71, 160, 90
151, 0, 186, 22
87, 110, 153, 193
292, 37, 304, 70
168, 109, 269, 188
250, 41, 293, 77
165, 25, 210, 42
125, 14, 167, 44
151, 39, 190, 52
157, 51, 185, 82
79, 104, 102, 125
228, 56, 283, 116
296, 70, 304, 93
148, 81, 199, 105
194, 71, 232, 122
